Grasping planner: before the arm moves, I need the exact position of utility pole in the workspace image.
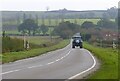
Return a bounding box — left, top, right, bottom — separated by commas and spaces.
29, 14, 32, 19
46, 6, 52, 42
23, 13, 26, 21
36, 14, 38, 26
42, 15, 45, 25
16, 12, 20, 26
46, 6, 51, 26
55, 18, 58, 26
23, 34, 26, 49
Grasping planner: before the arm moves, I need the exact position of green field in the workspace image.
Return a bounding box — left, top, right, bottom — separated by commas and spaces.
3, 19, 115, 26
2, 36, 69, 63
9, 36, 61, 49
84, 42, 118, 79
3, 18, 115, 35
3, 19, 101, 26
38, 19, 101, 26
4, 30, 21, 34
12, 36, 61, 46
3, 27, 54, 35
27, 36, 60, 45
3, 19, 100, 35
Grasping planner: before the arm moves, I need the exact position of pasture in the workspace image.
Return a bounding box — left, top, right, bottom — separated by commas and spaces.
2, 19, 101, 34
84, 42, 118, 79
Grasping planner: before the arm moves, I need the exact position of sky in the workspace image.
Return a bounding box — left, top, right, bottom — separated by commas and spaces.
0, 0, 119, 11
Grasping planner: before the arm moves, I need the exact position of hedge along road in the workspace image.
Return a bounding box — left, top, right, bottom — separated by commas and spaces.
2, 42, 98, 79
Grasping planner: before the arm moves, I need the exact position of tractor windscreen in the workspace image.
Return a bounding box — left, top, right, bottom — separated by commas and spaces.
72, 37, 81, 40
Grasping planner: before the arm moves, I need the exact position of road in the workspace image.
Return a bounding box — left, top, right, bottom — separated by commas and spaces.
2, 43, 98, 79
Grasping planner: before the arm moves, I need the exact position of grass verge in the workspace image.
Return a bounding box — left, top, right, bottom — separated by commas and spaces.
84, 42, 118, 79
2, 40, 69, 64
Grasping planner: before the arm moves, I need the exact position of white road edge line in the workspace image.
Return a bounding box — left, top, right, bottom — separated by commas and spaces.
2, 50, 72, 75
68, 49, 96, 80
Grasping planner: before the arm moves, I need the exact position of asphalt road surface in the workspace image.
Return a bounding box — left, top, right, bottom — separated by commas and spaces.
2, 43, 97, 79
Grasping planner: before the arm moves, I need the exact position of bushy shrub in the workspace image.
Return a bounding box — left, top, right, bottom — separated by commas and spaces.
2, 36, 24, 53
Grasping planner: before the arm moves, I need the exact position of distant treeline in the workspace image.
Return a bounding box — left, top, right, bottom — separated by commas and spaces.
2, 7, 118, 22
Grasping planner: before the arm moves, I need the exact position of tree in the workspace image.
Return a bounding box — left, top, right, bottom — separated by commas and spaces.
18, 23, 27, 35
81, 21, 95, 29
40, 24, 48, 35
102, 12, 110, 20
18, 19, 38, 35
107, 7, 117, 19
97, 19, 117, 29
36, 26, 41, 35
54, 21, 80, 39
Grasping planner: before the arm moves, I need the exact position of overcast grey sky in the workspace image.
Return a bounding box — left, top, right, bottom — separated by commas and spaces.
0, 0, 119, 11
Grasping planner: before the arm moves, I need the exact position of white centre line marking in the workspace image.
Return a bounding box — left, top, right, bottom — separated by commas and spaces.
2, 49, 72, 75
28, 65, 43, 69
47, 62, 55, 65
1, 69, 21, 75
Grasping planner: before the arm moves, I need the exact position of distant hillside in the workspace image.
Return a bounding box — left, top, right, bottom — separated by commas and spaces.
49, 8, 106, 13
1, 9, 107, 21
2, 7, 118, 21
1, 7, 118, 31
